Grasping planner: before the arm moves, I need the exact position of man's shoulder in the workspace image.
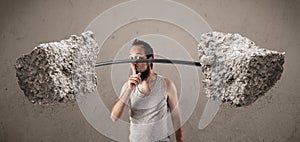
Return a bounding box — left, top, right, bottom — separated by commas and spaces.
158, 75, 175, 88
158, 75, 177, 98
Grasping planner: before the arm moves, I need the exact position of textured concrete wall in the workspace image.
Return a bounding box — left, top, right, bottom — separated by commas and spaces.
0, 0, 299, 142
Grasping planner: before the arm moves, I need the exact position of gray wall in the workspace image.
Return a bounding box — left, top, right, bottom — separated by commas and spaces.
0, 0, 299, 141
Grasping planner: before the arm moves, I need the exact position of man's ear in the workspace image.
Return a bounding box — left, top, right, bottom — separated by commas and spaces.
148, 56, 154, 69
148, 56, 153, 64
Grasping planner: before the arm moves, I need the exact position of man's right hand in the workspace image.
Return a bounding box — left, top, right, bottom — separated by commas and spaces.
128, 63, 141, 90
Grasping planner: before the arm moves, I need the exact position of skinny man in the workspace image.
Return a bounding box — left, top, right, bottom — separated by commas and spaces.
111, 39, 183, 142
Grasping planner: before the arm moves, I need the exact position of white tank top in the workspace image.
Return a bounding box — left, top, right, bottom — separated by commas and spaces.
128, 75, 169, 142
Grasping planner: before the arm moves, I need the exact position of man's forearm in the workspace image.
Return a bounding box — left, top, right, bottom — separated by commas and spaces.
111, 87, 132, 121
175, 128, 183, 142
171, 110, 183, 142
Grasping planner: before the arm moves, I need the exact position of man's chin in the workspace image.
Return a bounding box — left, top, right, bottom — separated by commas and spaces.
140, 71, 150, 81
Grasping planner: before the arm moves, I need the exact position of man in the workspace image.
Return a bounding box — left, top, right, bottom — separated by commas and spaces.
111, 39, 183, 142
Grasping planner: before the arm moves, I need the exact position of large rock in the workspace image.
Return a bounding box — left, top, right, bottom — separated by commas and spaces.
15, 31, 99, 105
198, 31, 285, 106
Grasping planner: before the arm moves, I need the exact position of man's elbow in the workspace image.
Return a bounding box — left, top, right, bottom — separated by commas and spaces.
110, 113, 119, 122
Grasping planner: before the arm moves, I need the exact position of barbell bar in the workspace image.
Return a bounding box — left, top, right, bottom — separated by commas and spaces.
95, 59, 202, 67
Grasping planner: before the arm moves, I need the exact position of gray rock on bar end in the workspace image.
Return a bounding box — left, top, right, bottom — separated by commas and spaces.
198, 31, 285, 106
15, 31, 99, 105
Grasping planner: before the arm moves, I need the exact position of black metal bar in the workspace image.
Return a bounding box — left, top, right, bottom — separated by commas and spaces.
95, 59, 202, 67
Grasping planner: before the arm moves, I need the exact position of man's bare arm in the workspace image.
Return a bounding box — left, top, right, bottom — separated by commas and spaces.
165, 78, 183, 142
111, 65, 141, 122
111, 83, 132, 122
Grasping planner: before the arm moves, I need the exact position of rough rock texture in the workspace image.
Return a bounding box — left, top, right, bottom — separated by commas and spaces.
198, 31, 285, 106
15, 31, 99, 105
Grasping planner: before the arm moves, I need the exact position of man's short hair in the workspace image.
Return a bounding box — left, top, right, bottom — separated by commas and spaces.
132, 39, 154, 69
